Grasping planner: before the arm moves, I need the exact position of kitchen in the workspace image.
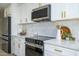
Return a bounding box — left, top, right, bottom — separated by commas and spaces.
0, 3, 79, 56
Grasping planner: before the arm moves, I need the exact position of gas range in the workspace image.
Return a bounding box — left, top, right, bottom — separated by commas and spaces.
25, 35, 56, 41
25, 36, 56, 56
25, 36, 56, 46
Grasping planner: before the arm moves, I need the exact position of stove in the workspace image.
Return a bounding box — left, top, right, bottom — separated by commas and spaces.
25, 36, 56, 56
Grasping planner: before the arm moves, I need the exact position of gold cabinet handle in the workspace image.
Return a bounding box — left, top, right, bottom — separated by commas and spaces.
63, 11, 66, 18
61, 11, 66, 18
61, 11, 63, 18
54, 49, 62, 52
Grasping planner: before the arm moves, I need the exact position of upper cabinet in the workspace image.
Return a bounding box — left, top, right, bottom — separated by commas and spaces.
51, 4, 65, 21
4, 5, 11, 17
65, 4, 79, 19
51, 3, 79, 21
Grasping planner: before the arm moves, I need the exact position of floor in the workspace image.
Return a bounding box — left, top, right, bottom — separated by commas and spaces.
0, 38, 13, 56
0, 49, 13, 56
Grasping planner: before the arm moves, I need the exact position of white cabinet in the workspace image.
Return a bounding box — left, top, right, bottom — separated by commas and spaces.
44, 43, 76, 56
51, 4, 79, 21
75, 51, 79, 56
15, 37, 25, 56
44, 50, 61, 56
19, 38, 25, 56
51, 4, 66, 21
65, 4, 79, 19
4, 6, 11, 17
11, 36, 15, 55
11, 36, 25, 56
14, 37, 20, 56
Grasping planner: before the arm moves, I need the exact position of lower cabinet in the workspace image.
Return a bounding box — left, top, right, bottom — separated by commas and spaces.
44, 50, 61, 56
44, 43, 79, 56
11, 36, 25, 56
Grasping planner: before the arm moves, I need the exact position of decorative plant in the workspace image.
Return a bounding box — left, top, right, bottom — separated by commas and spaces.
62, 32, 75, 41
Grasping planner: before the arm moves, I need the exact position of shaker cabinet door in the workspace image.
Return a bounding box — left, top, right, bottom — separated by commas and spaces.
65, 4, 79, 19
51, 4, 66, 21
19, 38, 25, 56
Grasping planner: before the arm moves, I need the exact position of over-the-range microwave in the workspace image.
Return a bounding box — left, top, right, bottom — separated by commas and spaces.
32, 5, 51, 22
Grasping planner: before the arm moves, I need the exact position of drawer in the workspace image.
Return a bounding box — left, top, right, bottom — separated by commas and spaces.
44, 43, 76, 56
44, 50, 61, 56
75, 51, 79, 56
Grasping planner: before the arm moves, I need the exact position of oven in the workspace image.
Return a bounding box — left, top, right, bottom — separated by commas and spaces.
25, 38, 44, 56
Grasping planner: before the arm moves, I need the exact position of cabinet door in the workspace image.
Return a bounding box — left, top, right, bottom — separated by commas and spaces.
14, 37, 20, 56
20, 38, 25, 56
65, 4, 79, 19
51, 4, 66, 21
44, 43, 76, 56
12, 37, 25, 56
44, 50, 61, 56
75, 51, 79, 56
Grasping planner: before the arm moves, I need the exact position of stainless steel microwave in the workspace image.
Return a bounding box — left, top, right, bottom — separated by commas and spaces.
32, 5, 51, 22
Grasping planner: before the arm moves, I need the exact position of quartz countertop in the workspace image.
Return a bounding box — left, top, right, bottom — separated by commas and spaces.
11, 34, 31, 39
44, 39, 79, 51
12, 34, 56, 41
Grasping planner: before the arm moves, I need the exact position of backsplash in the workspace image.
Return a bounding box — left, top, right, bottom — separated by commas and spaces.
26, 22, 57, 37
19, 19, 79, 41
53, 20, 79, 40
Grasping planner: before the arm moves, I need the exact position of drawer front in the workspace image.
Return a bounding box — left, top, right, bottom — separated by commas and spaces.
44, 43, 76, 56
75, 52, 79, 56
44, 50, 61, 56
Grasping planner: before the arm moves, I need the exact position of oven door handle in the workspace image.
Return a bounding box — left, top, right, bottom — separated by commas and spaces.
25, 42, 43, 50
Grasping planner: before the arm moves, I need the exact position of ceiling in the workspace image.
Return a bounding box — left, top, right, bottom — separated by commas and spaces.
0, 3, 10, 8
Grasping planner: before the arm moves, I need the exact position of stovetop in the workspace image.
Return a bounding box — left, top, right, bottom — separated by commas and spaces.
25, 35, 56, 41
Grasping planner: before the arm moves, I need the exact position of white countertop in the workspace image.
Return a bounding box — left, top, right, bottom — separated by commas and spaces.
44, 39, 79, 51
11, 34, 31, 39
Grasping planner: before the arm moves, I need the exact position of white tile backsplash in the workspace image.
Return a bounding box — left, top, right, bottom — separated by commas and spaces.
26, 22, 57, 37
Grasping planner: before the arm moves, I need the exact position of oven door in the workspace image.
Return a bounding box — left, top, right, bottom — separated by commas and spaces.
25, 44, 43, 56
